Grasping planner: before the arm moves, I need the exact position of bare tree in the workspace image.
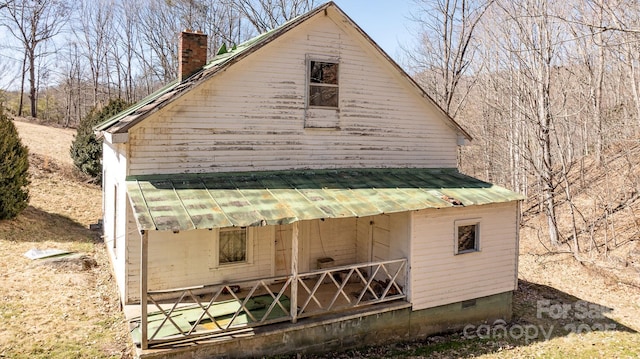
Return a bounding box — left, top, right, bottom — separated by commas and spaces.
73, 0, 116, 108
1, 0, 68, 118
229, 0, 318, 33
600, 0, 640, 130
504, 0, 565, 246
199, 0, 247, 50
408, 0, 494, 118
111, 0, 138, 102
134, 0, 182, 83
58, 41, 85, 127
0, 0, 13, 10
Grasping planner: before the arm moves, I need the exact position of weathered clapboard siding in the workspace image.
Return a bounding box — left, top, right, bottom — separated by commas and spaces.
124, 202, 139, 303
302, 218, 357, 269
127, 14, 457, 175
101, 3, 524, 332
125, 227, 274, 301
102, 142, 127, 246
125, 219, 358, 301
410, 202, 519, 310
102, 141, 131, 303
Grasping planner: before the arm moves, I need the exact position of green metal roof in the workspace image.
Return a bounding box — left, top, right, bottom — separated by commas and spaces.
125, 168, 524, 231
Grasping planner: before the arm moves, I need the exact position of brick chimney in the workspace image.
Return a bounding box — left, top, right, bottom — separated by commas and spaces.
179, 30, 207, 81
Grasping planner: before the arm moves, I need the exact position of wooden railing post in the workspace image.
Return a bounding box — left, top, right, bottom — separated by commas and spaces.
404, 258, 409, 300
140, 230, 148, 350
291, 222, 299, 323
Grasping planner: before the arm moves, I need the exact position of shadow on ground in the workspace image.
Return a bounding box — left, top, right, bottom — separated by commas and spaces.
511, 279, 636, 335
0, 205, 99, 243
292, 279, 637, 358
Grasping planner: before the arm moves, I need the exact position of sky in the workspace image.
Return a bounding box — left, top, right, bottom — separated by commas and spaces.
332, 0, 417, 61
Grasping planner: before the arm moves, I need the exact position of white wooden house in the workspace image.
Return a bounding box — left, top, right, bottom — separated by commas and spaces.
96, 2, 523, 357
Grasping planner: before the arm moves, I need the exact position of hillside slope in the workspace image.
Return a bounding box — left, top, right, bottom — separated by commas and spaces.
0, 119, 132, 358
522, 141, 640, 288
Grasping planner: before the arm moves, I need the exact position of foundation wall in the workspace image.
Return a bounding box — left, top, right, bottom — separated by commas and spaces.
137, 291, 513, 359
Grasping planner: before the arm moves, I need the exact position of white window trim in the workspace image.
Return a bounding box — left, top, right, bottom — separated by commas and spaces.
305, 54, 340, 111
214, 227, 254, 268
454, 218, 481, 255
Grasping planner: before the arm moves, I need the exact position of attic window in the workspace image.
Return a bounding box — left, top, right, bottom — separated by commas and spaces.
308, 61, 339, 108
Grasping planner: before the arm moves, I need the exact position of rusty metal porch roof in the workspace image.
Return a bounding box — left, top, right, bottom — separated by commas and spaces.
126, 168, 524, 231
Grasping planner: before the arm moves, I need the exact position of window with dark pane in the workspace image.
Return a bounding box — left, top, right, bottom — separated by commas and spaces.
219, 227, 247, 264
457, 224, 478, 253
309, 61, 339, 108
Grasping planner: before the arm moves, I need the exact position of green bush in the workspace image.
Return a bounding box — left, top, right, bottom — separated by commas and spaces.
0, 108, 30, 220
70, 99, 130, 183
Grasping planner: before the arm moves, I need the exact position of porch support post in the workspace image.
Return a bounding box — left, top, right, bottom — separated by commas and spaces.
140, 230, 149, 350
291, 221, 299, 323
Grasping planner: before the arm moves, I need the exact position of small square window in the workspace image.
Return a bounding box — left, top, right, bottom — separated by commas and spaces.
456, 221, 479, 254
219, 227, 247, 265
308, 61, 339, 108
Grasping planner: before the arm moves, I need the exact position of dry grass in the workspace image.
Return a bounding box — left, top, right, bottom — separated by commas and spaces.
13, 119, 76, 166
0, 119, 133, 358
1, 119, 639, 358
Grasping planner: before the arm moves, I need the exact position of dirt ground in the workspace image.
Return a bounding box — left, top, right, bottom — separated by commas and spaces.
1, 118, 638, 358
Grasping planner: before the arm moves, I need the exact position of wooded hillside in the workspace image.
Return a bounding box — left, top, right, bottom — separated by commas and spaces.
410, 0, 640, 272
0, 0, 638, 276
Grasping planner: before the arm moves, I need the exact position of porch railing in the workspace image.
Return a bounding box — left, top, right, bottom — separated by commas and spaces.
296, 259, 407, 318
134, 258, 407, 348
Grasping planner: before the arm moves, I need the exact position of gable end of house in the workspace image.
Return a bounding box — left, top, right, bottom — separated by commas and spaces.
95, 1, 471, 143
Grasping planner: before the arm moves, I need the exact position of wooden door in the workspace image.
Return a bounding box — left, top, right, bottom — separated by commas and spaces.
274, 223, 309, 276
371, 214, 390, 262
274, 225, 292, 276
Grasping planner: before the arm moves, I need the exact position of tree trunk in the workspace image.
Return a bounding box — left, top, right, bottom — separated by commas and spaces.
18, 47, 27, 117
536, 3, 559, 247
28, 48, 37, 118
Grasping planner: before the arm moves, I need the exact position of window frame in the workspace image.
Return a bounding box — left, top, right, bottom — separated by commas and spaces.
306, 56, 340, 110
216, 227, 253, 267
454, 219, 481, 255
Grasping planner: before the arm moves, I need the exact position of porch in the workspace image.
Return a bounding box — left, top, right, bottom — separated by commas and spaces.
121, 168, 523, 355
127, 258, 407, 349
